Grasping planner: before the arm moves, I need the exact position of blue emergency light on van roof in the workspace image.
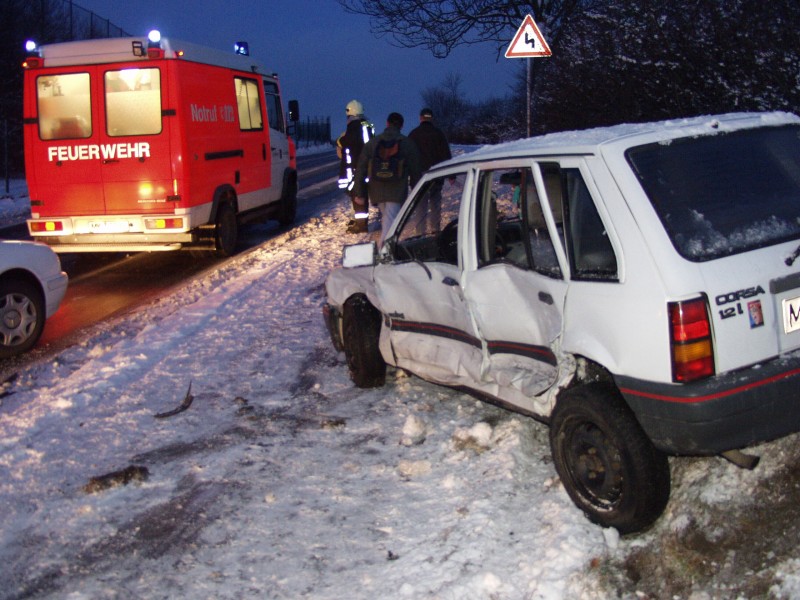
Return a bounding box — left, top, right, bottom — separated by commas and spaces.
25, 40, 37, 53
234, 41, 249, 56
148, 30, 162, 47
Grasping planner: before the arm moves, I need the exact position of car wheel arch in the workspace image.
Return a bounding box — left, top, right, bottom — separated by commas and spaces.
0, 269, 45, 301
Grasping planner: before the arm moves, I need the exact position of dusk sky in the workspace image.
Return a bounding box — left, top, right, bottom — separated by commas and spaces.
72, 0, 521, 139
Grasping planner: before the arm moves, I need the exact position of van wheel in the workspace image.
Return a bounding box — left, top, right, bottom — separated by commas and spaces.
0, 279, 45, 358
342, 295, 385, 388
278, 177, 297, 226
549, 382, 670, 534
214, 202, 238, 257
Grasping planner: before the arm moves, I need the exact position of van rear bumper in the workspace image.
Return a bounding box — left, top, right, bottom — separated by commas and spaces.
616, 352, 800, 455
32, 233, 194, 253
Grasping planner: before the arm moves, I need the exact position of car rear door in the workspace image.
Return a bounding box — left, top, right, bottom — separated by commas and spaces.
463, 163, 568, 401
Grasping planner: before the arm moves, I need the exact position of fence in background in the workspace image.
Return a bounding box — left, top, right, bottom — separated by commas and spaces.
294, 116, 332, 148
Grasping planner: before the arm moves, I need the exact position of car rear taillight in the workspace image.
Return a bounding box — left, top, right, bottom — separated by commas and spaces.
669, 297, 714, 383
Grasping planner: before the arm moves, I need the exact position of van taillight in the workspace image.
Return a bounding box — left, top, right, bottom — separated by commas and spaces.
145, 217, 184, 230
669, 297, 714, 382
30, 221, 63, 232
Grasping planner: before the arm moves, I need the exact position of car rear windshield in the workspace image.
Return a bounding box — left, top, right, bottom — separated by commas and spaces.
626, 124, 800, 262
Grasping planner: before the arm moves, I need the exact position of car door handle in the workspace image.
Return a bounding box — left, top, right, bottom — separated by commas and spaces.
442, 276, 459, 287
538, 291, 553, 305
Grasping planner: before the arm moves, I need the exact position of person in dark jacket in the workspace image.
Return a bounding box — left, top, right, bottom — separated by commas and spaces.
408, 108, 452, 232
353, 112, 421, 244
337, 100, 374, 233
408, 107, 452, 172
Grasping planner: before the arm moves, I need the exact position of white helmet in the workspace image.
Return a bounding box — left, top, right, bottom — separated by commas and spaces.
346, 99, 364, 117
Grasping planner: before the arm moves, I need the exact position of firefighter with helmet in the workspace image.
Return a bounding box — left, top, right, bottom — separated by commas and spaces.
337, 100, 374, 233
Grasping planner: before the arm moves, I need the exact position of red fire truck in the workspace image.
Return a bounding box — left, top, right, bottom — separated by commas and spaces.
22, 32, 299, 255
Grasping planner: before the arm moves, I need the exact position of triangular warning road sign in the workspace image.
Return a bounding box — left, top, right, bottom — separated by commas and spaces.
505, 14, 552, 58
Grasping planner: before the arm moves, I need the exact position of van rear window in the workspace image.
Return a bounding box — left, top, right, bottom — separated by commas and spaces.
104, 68, 162, 136
36, 73, 92, 140
627, 125, 800, 262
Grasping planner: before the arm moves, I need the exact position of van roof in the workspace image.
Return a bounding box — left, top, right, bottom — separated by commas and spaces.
36, 36, 271, 75
436, 111, 800, 169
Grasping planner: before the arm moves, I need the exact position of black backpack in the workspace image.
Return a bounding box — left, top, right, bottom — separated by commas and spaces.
369, 138, 405, 182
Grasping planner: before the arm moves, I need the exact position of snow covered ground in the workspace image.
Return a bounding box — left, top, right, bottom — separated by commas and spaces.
2, 146, 800, 599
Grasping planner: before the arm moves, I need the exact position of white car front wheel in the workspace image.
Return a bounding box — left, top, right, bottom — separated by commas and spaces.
0, 279, 45, 358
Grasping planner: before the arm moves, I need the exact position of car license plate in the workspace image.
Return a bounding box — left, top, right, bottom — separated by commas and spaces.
782, 296, 800, 334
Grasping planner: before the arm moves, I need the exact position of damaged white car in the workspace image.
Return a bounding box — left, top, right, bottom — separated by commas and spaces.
324, 112, 800, 533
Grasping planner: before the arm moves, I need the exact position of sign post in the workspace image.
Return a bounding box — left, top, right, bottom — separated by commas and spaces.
505, 15, 552, 137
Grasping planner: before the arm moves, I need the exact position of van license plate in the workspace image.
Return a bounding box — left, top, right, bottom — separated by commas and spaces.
89, 220, 129, 234
782, 296, 800, 334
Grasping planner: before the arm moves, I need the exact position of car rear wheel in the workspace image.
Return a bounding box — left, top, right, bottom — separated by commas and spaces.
342, 295, 386, 388
214, 201, 238, 257
0, 279, 45, 358
549, 382, 670, 534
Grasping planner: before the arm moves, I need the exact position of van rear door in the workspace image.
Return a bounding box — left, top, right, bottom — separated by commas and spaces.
27, 64, 172, 218
98, 63, 172, 216
27, 68, 101, 216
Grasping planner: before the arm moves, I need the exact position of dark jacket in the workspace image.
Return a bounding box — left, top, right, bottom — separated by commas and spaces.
337, 116, 373, 179
354, 126, 422, 205
408, 120, 452, 172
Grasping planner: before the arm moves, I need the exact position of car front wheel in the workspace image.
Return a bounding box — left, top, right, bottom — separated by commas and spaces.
0, 279, 45, 358
342, 295, 386, 388
549, 382, 670, 534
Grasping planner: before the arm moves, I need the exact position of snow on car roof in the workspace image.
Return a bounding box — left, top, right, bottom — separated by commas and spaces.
435, 111, 800, 169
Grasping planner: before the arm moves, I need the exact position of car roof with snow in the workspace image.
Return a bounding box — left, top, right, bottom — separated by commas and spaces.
433, 111, 800, 170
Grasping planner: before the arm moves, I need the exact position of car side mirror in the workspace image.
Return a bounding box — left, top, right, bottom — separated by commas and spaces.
342, 241, 376, 268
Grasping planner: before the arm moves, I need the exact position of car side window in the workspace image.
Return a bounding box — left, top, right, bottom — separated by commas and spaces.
561, 167, 618, 281
475, 167, 561, 277
392, 173, 466, 265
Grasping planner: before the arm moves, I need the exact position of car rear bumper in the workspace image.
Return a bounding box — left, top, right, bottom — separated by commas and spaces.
616, 351, 800, 455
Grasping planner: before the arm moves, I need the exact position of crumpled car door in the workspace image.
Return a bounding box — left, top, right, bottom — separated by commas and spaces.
373, 260, 483, 386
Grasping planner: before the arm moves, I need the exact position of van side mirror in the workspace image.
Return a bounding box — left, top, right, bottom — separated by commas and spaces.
288, 99, 299, 122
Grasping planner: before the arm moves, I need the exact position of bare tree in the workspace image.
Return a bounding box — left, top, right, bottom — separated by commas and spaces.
420, 72, 467, 134
337, 0, 593, 58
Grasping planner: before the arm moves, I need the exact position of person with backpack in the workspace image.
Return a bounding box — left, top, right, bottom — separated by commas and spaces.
337, 100, 374, 234
353, 112, 422, 243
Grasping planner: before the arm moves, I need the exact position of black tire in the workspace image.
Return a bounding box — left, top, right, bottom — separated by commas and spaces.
342, 295, 386, 388
277, 175, 298, 226
214, 201, 238, 257
549, 382, 670, 534
0, 279, 45, 358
